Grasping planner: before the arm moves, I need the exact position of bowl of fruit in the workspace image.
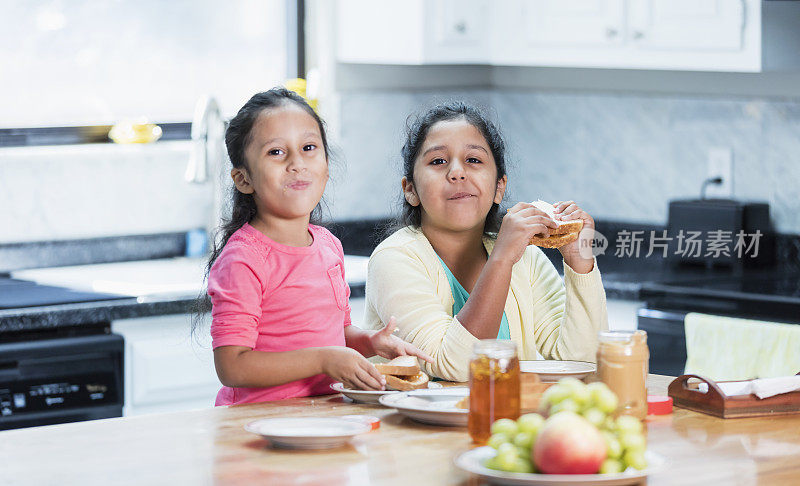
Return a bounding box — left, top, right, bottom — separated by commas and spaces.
454, 378, 665, 485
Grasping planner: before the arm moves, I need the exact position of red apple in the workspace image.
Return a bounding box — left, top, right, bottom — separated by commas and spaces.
533, 411, 606, 474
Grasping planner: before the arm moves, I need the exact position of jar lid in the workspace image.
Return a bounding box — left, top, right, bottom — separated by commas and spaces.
598, 330, 647, 344
647, 395, 673, 415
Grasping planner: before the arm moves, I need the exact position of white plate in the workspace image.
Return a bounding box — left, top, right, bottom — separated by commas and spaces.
244, 417, 371, 449
519, 361, 596, 382
455, 446, 666, 485
378, 387, 469, 426
330, 381, 442, 404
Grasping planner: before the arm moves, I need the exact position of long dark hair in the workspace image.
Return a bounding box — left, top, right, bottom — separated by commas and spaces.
395, 102, 508, 235
192, 87, 330, 338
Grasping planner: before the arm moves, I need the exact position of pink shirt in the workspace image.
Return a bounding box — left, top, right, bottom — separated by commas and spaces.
207, 223, 351, 406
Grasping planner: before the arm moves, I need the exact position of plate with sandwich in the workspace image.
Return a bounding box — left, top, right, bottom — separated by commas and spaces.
526, 200, 584, 248
331, 356, 441, 404
378, 387, 469, 426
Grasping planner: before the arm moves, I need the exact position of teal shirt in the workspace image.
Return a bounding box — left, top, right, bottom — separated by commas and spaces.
436, 255, 511, 340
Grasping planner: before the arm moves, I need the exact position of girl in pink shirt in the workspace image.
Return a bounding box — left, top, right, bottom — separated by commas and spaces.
203, 88, 431, 406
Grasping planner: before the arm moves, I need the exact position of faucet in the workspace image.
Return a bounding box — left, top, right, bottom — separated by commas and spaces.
185, 95, 228, 252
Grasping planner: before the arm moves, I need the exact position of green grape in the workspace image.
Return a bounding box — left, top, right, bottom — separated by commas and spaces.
487, 433, 509, 450
495, 448, 520, 471
491, 418, 519, 437
497, 442, 516, 454
582, 407, 606, 428
507, 457, 535, 474
619, 432, 646, 452
587, 382, 619, 414
512, 432, 535, 449
572, 386, 591, 406
616, 415, 644, 435
517, 413, 545, 435
602, 431, 623, 459
558, 377, 586, 392
484, 456, 502, 470
599, 459, 624, 474
549, 398, 580, 415
559, 378, 589, 405
540, 385, 570, 409
601, 416, 617, 432
623, 449, 648, 470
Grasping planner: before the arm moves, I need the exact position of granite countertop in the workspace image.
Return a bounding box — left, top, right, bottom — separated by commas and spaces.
0, 281, 367, 334
4, 253, 792, 334
2, 220, 797, 334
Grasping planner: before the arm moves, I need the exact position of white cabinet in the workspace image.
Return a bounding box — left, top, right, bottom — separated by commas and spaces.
336, 0, 491, 64
112, 298, 367, 416
495, 0, 759, 71
521, 0, 625, 48
335, 0, 800, 72
629, 0, 745, 51
112, 314, 219, 416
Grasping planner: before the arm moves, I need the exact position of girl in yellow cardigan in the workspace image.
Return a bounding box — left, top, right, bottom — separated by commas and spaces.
364, 103, 608, 381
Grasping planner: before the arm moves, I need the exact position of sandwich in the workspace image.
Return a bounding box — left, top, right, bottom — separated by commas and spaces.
527, 200, 583, 248
374, 355, 430, 391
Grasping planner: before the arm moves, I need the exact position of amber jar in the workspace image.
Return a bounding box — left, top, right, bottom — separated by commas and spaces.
468, 340, 520, 444
597, 330, 649, 420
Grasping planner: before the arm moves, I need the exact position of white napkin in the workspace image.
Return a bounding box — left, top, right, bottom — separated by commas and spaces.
751, 376, 800, 399
698, 375, 800, 399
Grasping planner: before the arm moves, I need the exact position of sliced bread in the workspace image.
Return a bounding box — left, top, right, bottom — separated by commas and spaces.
375, 355, 420, 376
385, 372, 430, 391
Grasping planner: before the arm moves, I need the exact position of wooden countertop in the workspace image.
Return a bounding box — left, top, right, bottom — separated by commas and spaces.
1, 375, 799, 485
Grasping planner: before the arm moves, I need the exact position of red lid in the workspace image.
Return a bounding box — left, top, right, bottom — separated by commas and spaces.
647, 395, 673, 415
341, 415, 381, 431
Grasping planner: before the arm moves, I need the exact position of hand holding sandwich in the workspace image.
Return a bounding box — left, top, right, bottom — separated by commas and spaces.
492, 201, 560, 265
494, 200, 595, 274
553, 200, 595, 274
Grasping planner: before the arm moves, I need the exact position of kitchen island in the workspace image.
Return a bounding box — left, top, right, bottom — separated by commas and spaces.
1, 375, 799, 485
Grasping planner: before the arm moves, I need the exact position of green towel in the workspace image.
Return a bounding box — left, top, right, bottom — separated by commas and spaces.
684, 312, 800, 381
435, 254, 510, 340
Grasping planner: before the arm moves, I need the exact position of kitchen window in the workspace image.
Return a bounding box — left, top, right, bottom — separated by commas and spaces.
0, 0, 301, 146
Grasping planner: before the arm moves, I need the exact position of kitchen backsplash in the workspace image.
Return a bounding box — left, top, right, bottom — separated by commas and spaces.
1, 89, 798, 245
0, 141, 209, 244
330, 88, 800, 234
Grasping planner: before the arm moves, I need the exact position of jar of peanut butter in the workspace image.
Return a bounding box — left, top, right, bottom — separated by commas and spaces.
597, 330, 649, 420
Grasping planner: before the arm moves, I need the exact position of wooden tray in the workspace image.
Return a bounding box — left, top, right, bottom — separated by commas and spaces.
668, 373, 800, 419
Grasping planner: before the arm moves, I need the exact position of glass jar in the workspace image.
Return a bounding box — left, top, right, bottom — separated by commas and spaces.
468, 340, 520, 444
597, 330, 649, 420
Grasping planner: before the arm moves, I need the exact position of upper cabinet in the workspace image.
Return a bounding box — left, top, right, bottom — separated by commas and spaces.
336, 0, 800, 72
336, 0, 491, 64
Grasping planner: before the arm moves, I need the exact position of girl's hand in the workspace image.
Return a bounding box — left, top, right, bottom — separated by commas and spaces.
553, 200, 595, 274
493, 202, 559, 265
320, 347, 386, 390
368, 317, 434, 364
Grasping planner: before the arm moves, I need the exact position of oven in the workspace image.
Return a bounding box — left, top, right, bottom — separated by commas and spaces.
0, 325, 124, 430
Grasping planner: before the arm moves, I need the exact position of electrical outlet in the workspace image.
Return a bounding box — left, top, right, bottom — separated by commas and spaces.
706, 148, 733, 198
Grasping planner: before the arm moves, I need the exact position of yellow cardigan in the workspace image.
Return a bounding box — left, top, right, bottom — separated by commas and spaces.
364, 227, 609, 381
